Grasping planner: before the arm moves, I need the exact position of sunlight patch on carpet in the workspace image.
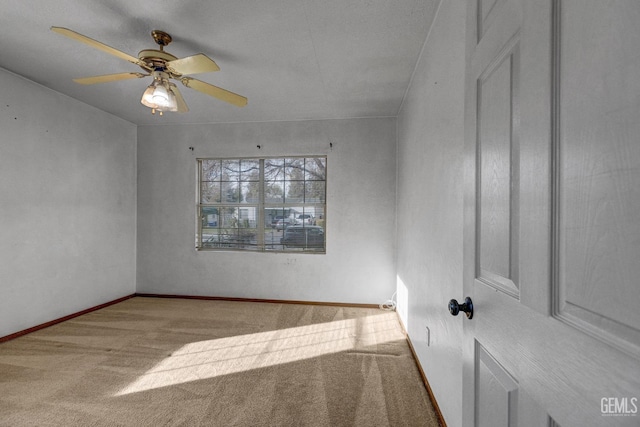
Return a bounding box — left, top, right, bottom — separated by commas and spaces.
115, 311, 402, 395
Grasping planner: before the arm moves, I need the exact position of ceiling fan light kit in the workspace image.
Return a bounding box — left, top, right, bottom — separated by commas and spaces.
50, 27, 247, 115
140, 71, 178, 115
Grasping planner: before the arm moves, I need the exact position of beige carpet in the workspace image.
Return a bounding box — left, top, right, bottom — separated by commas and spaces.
0, 297, 440, 426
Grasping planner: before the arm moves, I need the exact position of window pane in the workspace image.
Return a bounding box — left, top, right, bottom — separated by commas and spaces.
230, 206, 258, 250
315, 209, 326, 229
201, 229, 231, 249
298, 207, 318, 225
236, 207, 258, 229
280, 222, 325, 252
305, 158, 326, 181
240, 160, 260, 181
285, 158, 305, 181
217, 207, 239, 228
241, 181, 260, 203
222, 181, 240, 202
264, 208, 286, 251
265, 158, 284, 181
284, 181, 304, 203
201, 182, 221, 203
265, 208, 287, 229
201, 160, 221, 182
200, 206, 220, 227
284, 158, 304, 203
265, 180, 285, 203
305, 181, 325, 203
222, 160, 241, 182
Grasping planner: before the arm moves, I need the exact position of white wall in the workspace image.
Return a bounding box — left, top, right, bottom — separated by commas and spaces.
396, 0, 466, 426
0, 68, 137, 338
1, 4, 466, 419
136, 118, 397, 304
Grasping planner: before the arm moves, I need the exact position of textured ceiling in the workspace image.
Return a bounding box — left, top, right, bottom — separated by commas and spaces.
0, 0, 438, 125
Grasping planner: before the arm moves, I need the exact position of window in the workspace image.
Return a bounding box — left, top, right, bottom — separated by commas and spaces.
197, 157, 326, 253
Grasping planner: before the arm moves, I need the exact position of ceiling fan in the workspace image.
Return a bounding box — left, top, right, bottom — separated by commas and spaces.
51, 27, 247, 115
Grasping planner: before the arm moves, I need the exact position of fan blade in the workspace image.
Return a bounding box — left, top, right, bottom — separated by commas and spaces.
170, 84, 189, 113
166, 54, 220, 75
51, 27, 149, 69
180, 77, 247, 107
73, 72, 148, 85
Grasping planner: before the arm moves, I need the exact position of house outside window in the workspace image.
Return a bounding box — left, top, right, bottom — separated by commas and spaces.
196, 157, 326, 253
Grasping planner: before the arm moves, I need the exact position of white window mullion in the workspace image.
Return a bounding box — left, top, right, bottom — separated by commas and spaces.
257, 159, 265, 249
196, 159, 203, 249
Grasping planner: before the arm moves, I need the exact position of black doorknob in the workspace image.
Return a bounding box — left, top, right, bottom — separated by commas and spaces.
449, 297, 473, 319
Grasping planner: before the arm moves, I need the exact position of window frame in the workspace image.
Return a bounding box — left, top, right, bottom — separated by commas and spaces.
196, 156, 327, 253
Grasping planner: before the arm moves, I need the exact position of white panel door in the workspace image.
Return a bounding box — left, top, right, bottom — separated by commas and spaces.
462, 1, 640, 426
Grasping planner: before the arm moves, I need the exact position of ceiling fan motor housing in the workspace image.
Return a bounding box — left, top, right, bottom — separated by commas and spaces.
137, 30, 179, 73
138, 49, 178, 73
